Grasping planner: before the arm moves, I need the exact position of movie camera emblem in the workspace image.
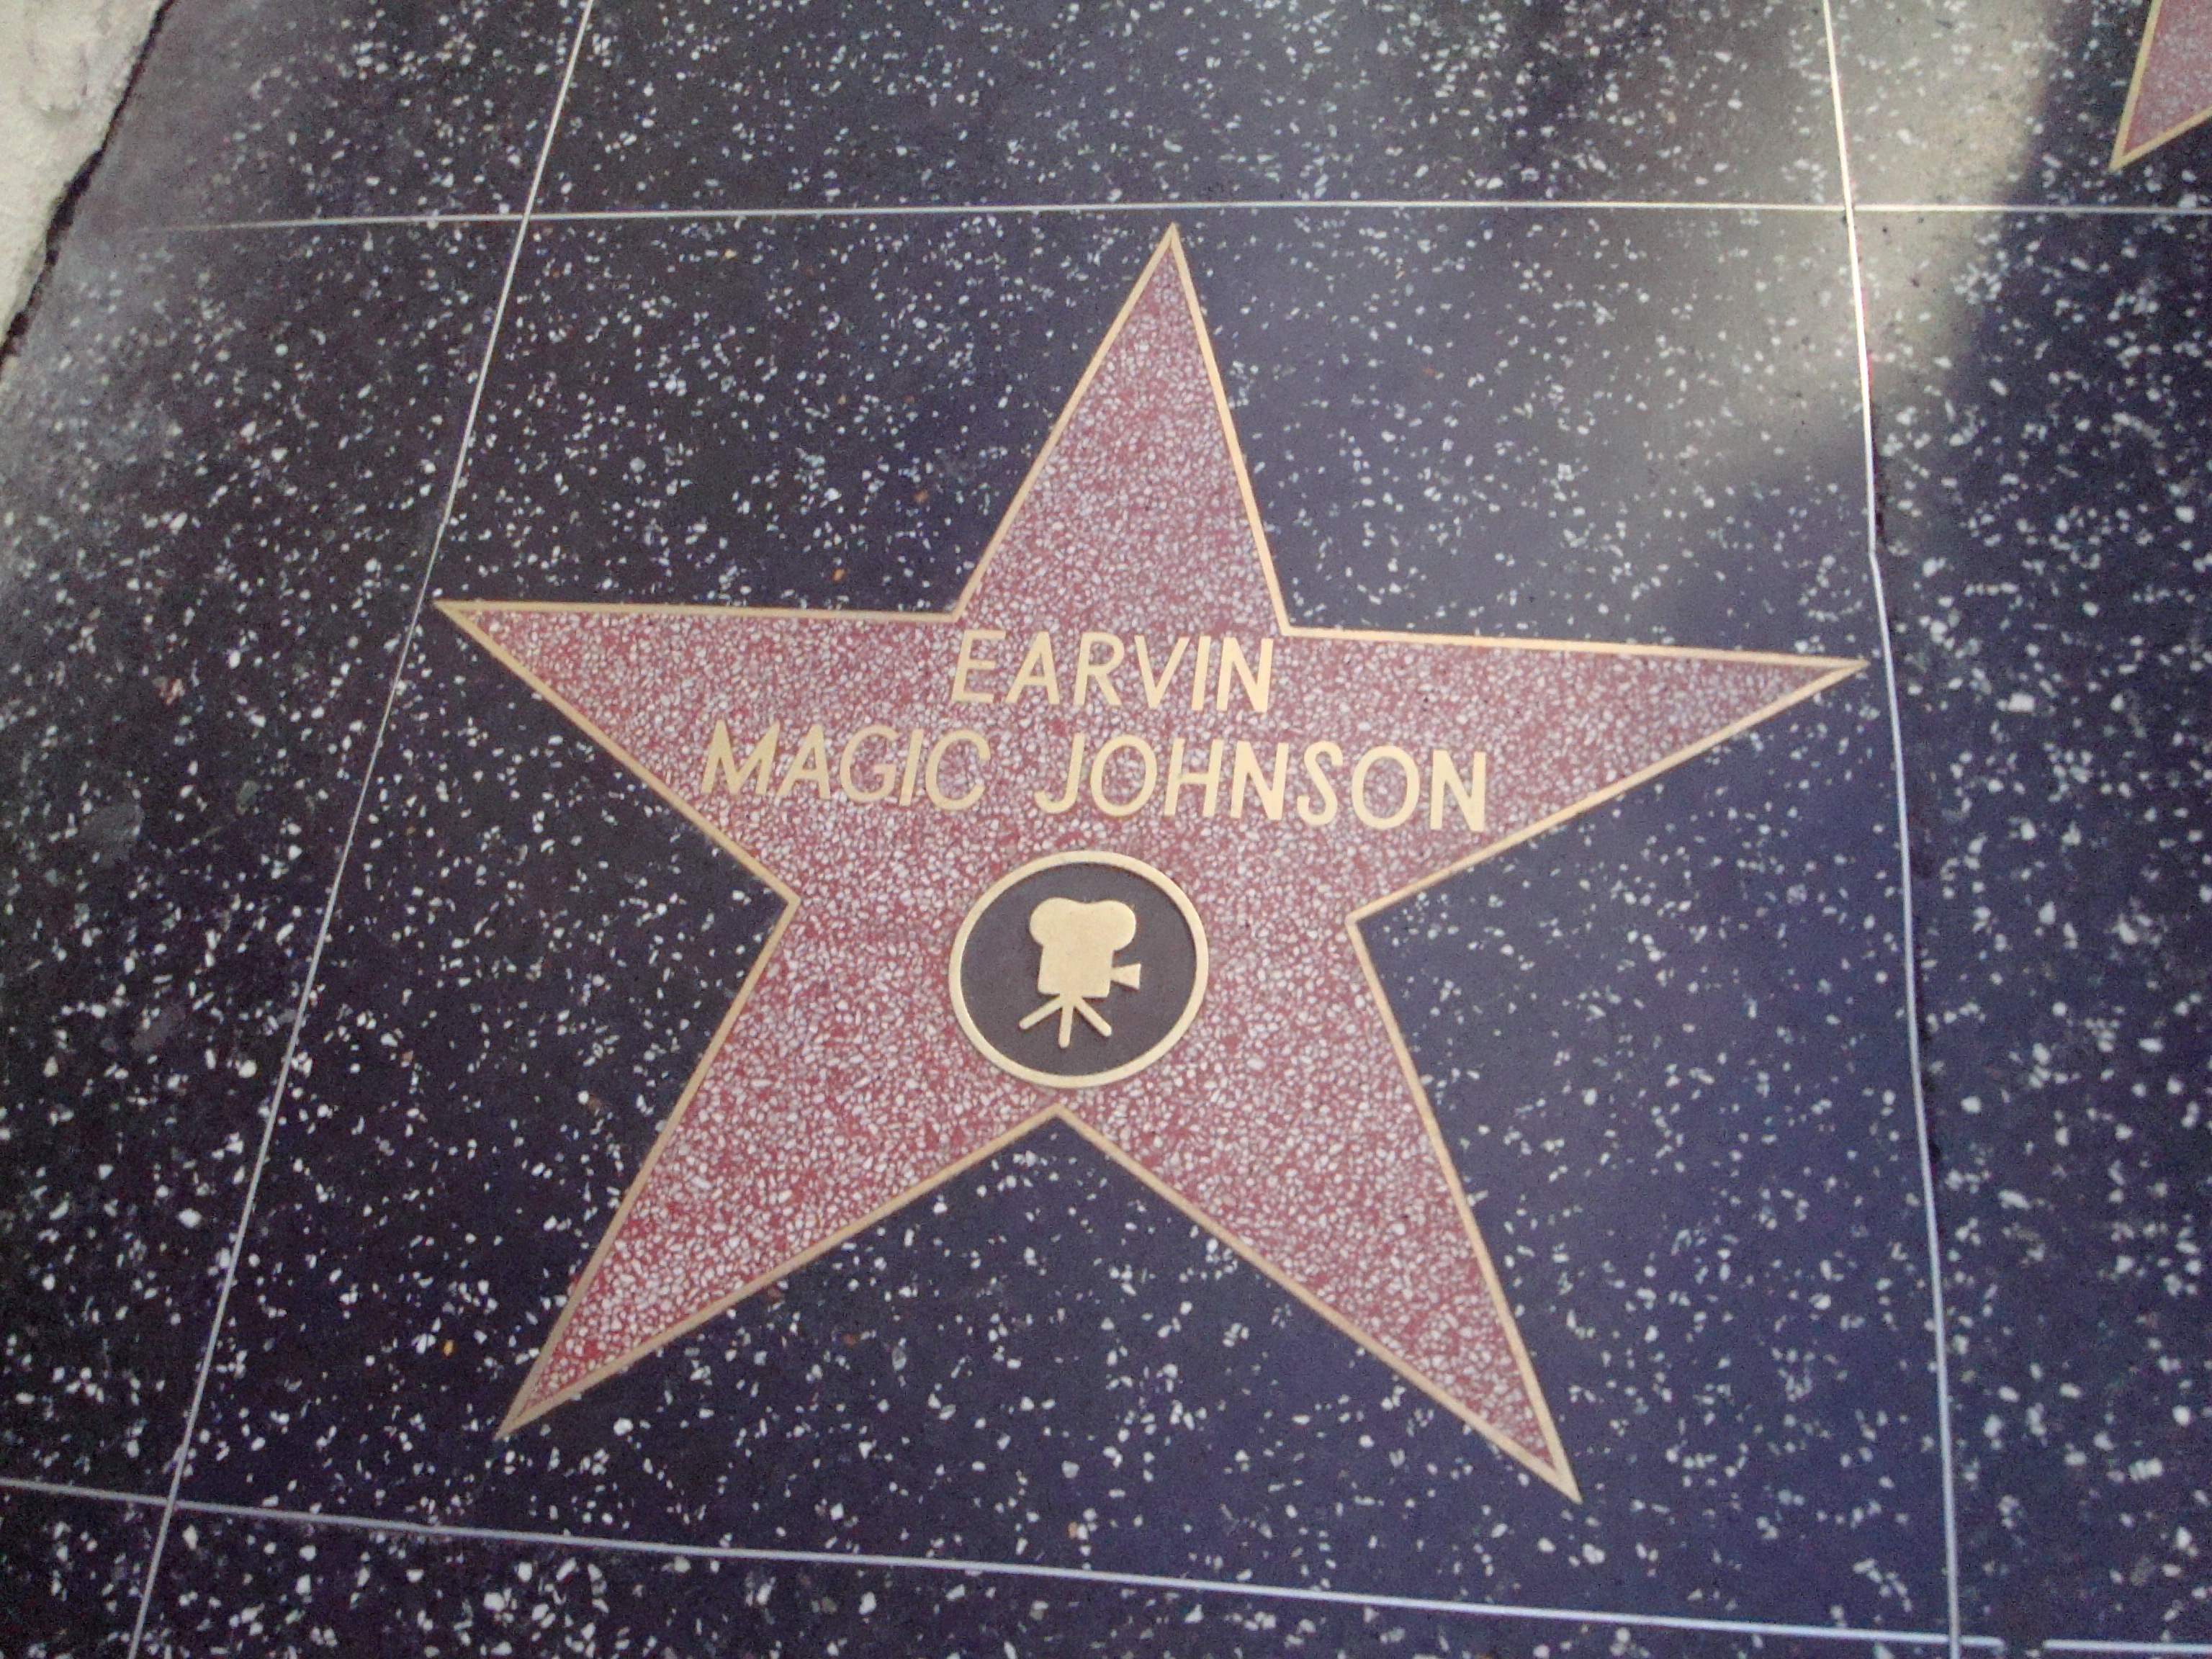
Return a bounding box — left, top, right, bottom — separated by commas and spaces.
949, 850, 1208, 1088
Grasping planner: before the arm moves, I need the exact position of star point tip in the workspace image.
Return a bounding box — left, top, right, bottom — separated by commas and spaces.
1519, 1435, 1583, 1503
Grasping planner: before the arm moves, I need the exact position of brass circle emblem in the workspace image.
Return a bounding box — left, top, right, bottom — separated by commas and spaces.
950, 850, 1209, 1089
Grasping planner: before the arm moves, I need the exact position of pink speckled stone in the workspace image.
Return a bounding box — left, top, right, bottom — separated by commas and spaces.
452, 237, 1853, 1491
2121, 0, 2212, 161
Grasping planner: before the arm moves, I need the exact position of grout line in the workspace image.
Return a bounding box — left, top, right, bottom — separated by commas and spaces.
0, 1472, 2182, 1656
1817, 6, 1963, 1659
534, 197, 1843, 219
0, 1474, 168, 1508
116, 1, 603, 1652
146, 197, 2212, 235
158, 198, 1837, 233
1856, 200, 2212, 217
161, 212, 523, 231
158, 1495, 1997, 1648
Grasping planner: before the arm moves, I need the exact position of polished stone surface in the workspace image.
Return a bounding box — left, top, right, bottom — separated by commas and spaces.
1865, 208, 2211, 1646
0, 225, 505, 1490
0, 1487, 158, 1658
82, 0, 577, 230
1, 0, 2206, 1651
441, 212, 1869, 649
541, 0, 1839, 210
136, 1508, 1798, 1659
1835, 0, 2212, 207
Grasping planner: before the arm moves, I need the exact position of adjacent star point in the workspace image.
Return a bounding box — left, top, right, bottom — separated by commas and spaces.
2113, 0, 2212, 168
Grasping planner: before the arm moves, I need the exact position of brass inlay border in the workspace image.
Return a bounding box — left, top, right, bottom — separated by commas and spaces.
443, 226, 1871, 1503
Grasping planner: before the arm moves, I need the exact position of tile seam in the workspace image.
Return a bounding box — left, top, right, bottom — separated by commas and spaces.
8, 1473, 2190, 1653
533, 197, 1841, 217
115, 1, 604, 1652
140, 199, 2212, 236
153, 1493, 1996, 1648
1856, 201, 2212, 217
152, 199, 1838, 233
0, 1474, 168, 1508
1817, 5, 1964, 1658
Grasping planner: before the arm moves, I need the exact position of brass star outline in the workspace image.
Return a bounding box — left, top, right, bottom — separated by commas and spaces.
444, 230, 1865, 1500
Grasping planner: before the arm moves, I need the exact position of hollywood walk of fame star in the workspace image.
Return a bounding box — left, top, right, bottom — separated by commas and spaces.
441, 228, 1862, 1499
2114, 0, 2212, 166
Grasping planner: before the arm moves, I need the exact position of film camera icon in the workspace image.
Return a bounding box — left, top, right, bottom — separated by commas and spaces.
1018, 897, 1142, 1048
950, 850, 1207, 1089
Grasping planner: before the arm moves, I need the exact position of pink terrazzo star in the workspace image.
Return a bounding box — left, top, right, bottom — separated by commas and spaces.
2115, 0, 2212, 166
444, 229, 1861, 1498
